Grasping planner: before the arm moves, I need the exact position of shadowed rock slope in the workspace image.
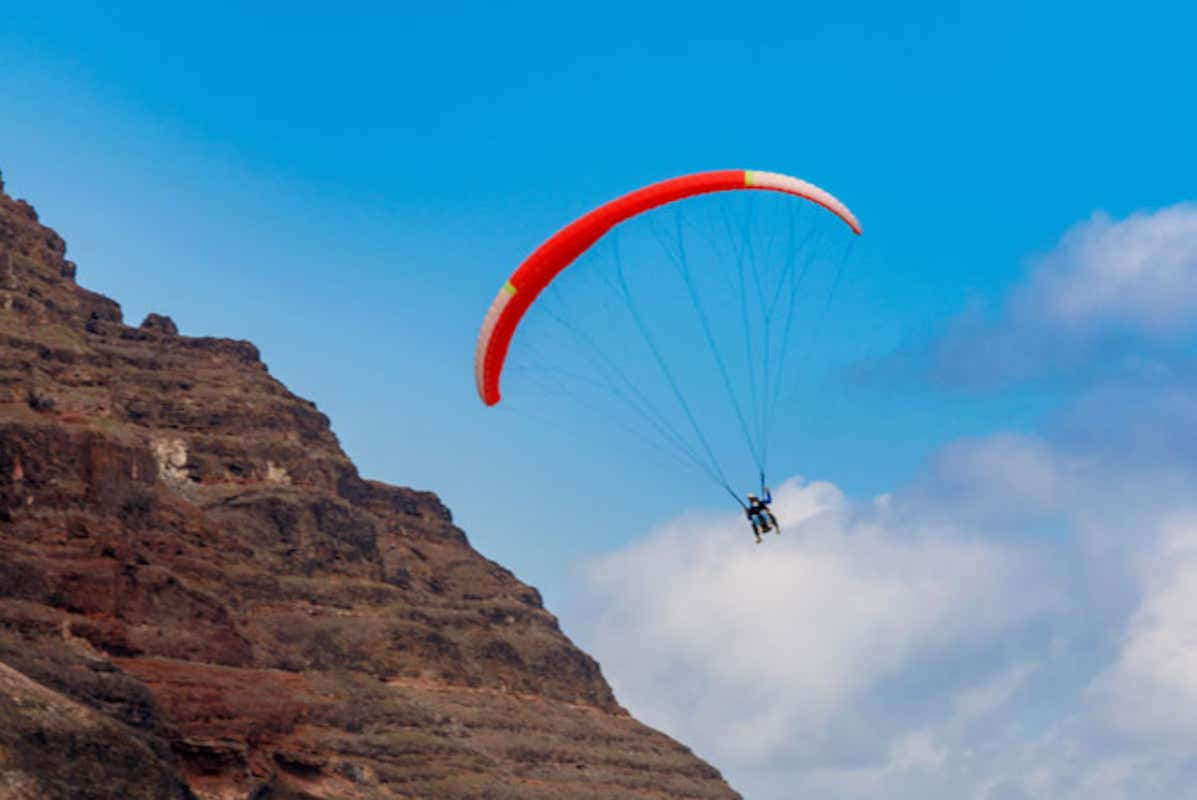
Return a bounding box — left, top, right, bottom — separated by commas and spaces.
0, 170, 740, 800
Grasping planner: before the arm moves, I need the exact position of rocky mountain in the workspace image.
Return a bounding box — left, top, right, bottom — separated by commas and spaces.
0, 169, 740, 800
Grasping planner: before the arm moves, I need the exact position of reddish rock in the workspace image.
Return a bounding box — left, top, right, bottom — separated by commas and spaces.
0, 169, 741, 800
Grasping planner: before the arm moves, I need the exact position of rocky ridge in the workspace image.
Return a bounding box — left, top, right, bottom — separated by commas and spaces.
0, 169, 740, 800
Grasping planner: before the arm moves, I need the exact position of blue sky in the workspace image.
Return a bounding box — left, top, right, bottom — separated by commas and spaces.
5, 3, 1197, 797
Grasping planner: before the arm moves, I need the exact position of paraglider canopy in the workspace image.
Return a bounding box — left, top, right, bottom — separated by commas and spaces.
475, 169, 861, 407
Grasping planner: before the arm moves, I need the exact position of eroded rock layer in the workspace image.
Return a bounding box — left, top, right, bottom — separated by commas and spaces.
0, 170, 739, 800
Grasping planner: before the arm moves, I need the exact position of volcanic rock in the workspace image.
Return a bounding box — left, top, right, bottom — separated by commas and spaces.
0, 169, 740, 799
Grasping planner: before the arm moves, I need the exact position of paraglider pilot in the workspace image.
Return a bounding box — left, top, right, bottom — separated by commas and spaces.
746, 488, 778, 543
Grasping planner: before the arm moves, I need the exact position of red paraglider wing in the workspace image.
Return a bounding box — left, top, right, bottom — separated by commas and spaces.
474, 169, 861, 406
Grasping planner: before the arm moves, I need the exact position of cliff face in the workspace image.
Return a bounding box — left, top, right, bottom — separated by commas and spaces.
0, 171, 740, 800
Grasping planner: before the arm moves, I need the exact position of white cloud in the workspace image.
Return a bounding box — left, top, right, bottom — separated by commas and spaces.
915, 433, 1066, 517
583, 477, 1055, 769
573, 386, 1197, 799
802, 728, 949, 798
1016, 205, 1197, 337
934, 203, 1197, 385
1087, 514, 1197, 742
952, 661, 1036, 719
